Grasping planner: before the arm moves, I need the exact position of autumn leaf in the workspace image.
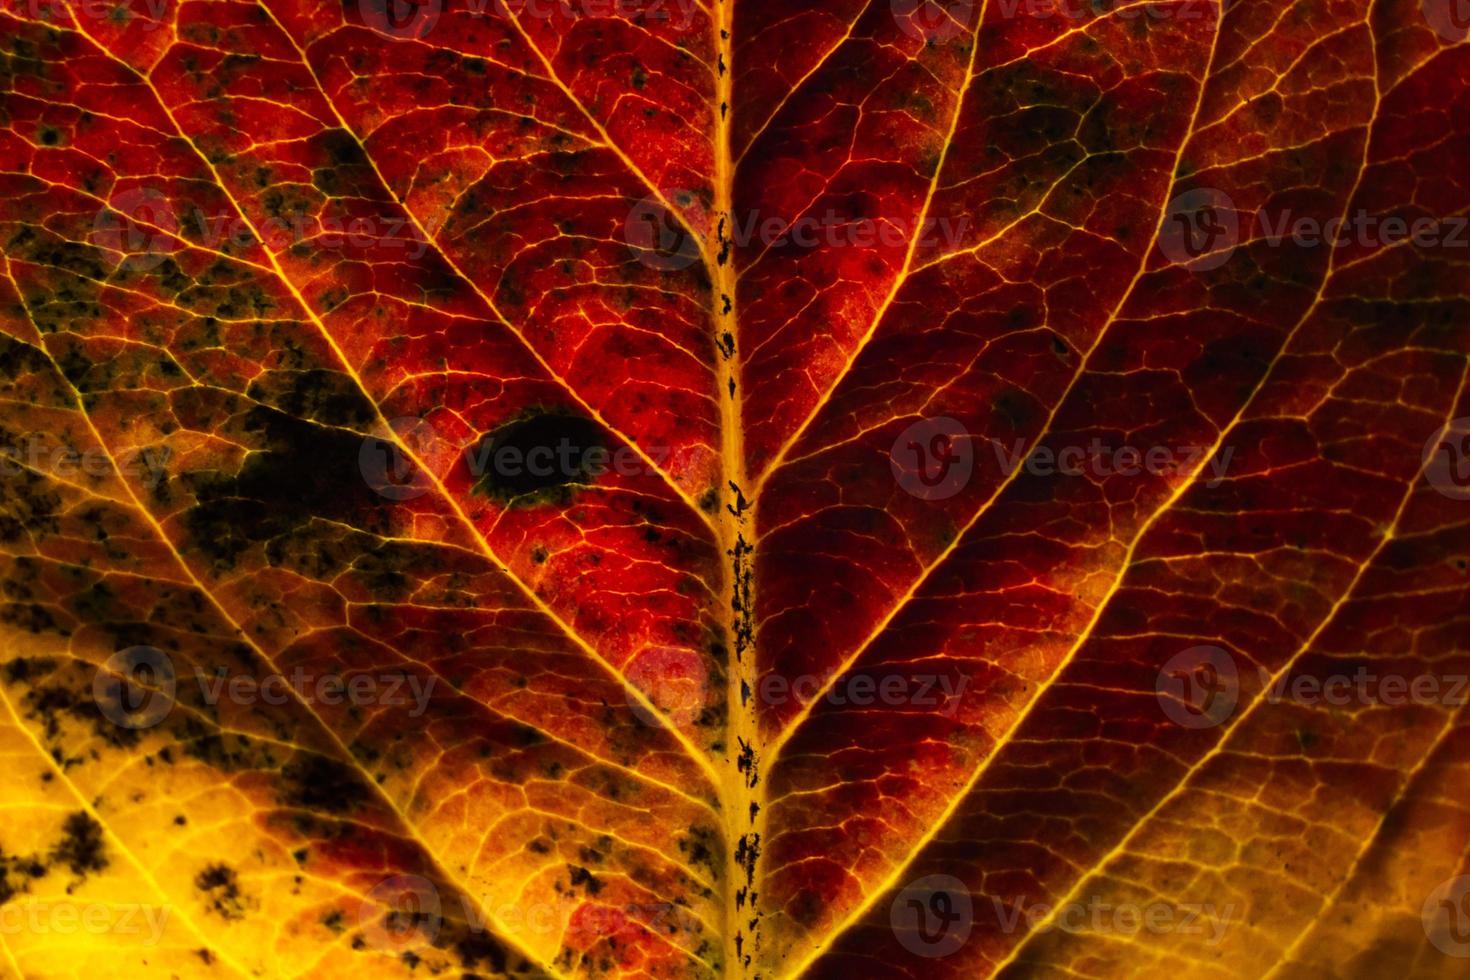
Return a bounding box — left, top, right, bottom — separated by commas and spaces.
0, 0, 1468, 978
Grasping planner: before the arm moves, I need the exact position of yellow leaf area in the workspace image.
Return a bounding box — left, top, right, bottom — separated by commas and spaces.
0, 0, 1468, 978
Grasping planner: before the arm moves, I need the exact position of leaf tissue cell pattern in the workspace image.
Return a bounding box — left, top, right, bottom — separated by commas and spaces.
0, 0, 1467, 977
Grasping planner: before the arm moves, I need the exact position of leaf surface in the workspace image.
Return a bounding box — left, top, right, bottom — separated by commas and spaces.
0, 1, 1468, 978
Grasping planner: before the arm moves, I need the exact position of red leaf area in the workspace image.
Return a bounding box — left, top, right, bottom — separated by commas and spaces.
0, 1, 1467, 979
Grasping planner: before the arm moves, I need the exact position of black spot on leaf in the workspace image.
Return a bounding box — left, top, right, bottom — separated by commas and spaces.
468, 412, 607, 503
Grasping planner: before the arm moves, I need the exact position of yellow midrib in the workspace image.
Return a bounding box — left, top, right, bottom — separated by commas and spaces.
709, 0, 761, 976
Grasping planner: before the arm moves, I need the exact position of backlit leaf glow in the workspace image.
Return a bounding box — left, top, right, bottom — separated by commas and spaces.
0, 0, 1467, 978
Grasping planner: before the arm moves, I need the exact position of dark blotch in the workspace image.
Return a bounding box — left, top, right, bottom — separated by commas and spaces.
468, 412, 607, 503
51, 811, 106, 878
279, 753, 369, 813
182, 406, 395, 570
195, 863, 247, 920
246, 369, 376, 428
